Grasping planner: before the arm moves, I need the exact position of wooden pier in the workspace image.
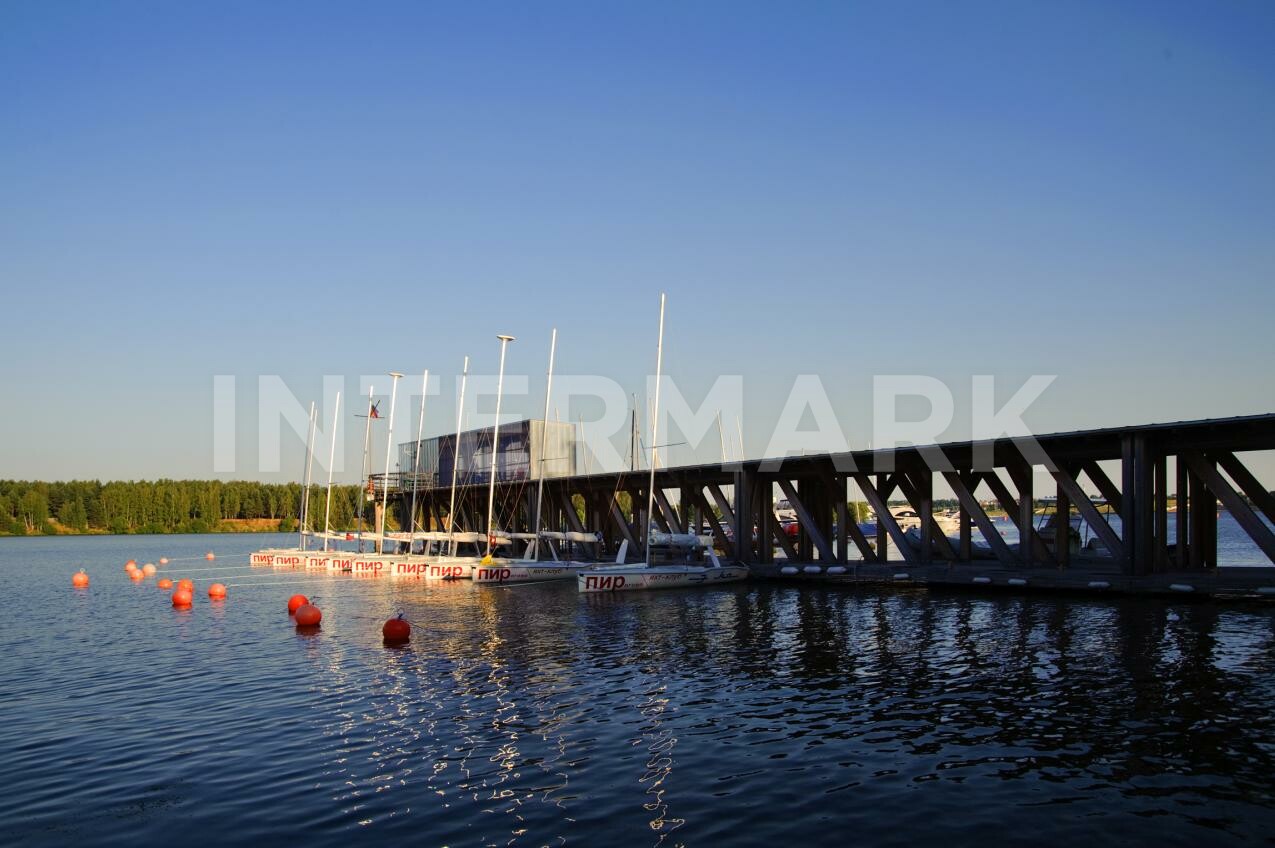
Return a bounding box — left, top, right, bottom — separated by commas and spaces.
373, 413, 1275, 599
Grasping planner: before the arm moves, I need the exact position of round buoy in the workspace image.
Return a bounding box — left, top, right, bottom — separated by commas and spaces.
382, 614, 410, 645
287, 594, 310, 615
177, 578, 194, 592
208, 583, 227, 599
205, 551, 215, 561
126, 559, 137, 568
157, 578, 173, 589
159, 557, 169, 565
142, 563, 157, 576
129, 569, 144, 581
72, 570, 90, 588
171, 588, 193, 607
294, 604, 321, 627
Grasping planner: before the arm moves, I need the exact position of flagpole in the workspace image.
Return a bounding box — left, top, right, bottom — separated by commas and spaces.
357, 385, 374, 553
485, 335, 515, 558
378, 372, 404, 553
299, 401, 317, 551
532, 329, 557, 560
447, 356, 469, 557
408, 369, 429, 553
323, 392, 341, 552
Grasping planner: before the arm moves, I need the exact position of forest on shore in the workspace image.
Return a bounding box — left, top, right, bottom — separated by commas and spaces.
0, 480, 372, 536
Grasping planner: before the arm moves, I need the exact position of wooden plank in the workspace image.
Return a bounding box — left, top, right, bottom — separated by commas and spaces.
1176, 457, 1188, 568
1081, 460, 1124, 513
835, 481, 849, 564
894, 470, 959, 562
653, 487, 682, 533
943, 471, 1018, 566
690, 486, 734, 558
855, 472, 919, 565
1055, 467, 1071, 570
558, 490, 587, 535
1215, 451, 1275, 524
608, 498, 638, 553
831, 471, 876, 561
1182, 453, 1275, 565
1155, 454, 1168, 573
982, 470, 1054, 565
777, 478, 835, 563
1051, 466, 1125, 562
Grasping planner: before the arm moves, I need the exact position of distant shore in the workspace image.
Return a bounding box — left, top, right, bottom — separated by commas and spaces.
0, 517, 293, 538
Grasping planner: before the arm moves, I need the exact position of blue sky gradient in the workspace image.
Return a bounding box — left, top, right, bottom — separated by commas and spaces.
2, 1, 1272, 482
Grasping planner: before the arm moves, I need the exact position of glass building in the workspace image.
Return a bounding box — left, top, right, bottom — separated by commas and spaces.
396, 420, 578, 489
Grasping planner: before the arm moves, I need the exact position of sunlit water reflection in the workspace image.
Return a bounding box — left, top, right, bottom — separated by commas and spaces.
3, 534, 1275, 846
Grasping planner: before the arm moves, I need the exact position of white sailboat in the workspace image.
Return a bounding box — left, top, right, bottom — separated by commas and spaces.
252, 400, 321, 568
474, 328, 604, 584
424, 337, 520, 580
577, 293, 749, 593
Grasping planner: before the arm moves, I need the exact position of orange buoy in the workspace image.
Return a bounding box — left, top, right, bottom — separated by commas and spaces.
72, 570, 90, 588
159, 557, 169, 565
171, 588, 193, 607
382, 614, 410, 645
205, 551, 215, 561
287, 594, 310, 615
157, 578, 173, 589
126, 559, 137, 568
142, 563, 157, 576
129, 569, 145, 581
293, 604, 321, 627
208, 583, 227, 599
177, 578, 194, 592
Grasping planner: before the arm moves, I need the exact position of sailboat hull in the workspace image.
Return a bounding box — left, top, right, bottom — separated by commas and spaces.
473, 561, 593, 584
576, 564, 749, 593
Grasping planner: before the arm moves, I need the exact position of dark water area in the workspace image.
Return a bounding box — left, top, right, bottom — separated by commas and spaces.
3, 534, 1275, 846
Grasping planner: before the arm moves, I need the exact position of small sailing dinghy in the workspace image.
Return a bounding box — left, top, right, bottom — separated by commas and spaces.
576, 293, 748, 593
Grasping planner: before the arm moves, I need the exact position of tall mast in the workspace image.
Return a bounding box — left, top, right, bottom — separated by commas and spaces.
646, 293, 666, 565
299, 401, 317, 550
357, 385, 374, 552
322, 392, 341, 552
485, 334, 516, 558
447, 356, 469, 556
716, 410, 725, 465
378, 371, 405, 552
408, 369, 429, 550
630, 395, 638, 472
532, 329, 557, 559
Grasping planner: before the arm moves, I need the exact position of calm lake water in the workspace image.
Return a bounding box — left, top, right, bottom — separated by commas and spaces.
3, 533, 1275, 846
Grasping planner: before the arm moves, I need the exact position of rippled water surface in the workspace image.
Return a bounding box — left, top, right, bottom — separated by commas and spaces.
4, 534, 1275, 846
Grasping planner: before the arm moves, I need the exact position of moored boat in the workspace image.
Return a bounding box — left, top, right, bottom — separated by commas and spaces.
577, 294, 749, 594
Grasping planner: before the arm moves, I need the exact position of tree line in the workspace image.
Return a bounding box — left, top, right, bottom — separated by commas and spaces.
0, 480, 374, 536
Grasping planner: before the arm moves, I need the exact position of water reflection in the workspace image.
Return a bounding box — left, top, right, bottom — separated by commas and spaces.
6, 535, 1275, 847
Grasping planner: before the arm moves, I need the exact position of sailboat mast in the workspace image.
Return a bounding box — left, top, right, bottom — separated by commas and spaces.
485, 334, 516, 557
630, 395, 638, 472
322, 392, 341, 552
532, 329, 557, 557
299, 401, 317, 551
357, 385, 374, 552
408, 369, 429, 549
378, 372, 404, 552
645, 293, 666, 564
447, 356, 469, 556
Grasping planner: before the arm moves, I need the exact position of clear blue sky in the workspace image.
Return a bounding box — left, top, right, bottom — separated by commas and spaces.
2, 1, 1272, 483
